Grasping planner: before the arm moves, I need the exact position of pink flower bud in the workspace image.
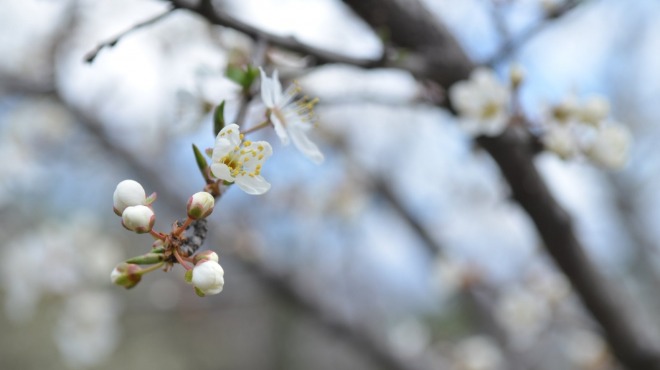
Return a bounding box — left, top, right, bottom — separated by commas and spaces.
113, 180, 146, 216
121, 205, 155, 234
191, 260, 224, 296
111, 263, 142, 289
187, 192, 215, 220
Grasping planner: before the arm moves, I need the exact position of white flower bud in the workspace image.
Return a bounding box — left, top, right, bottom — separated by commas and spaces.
113, 180, 146, 216
542, 124, 579, 160
121, 205, 155, 234
191, 260, 224, 296
193, 250, 219, 264
187, 192, 215, 220
110, 263, 141, 289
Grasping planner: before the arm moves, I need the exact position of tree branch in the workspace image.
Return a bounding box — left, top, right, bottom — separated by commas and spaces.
167, 0, 384, 68
484, 0, 582, 66
340, 0, 660, 369
84, 7, 175, 63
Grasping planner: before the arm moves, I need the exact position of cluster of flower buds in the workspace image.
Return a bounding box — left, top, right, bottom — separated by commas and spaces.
111, 180, 224, 296
109, 65, 329, 298
542, 95, 631, 169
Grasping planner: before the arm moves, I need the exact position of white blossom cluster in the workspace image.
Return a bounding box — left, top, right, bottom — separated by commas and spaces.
542, 95, 631, 169
448, 67, 632, 170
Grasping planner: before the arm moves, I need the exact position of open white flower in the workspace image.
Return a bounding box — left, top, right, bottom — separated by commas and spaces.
259, 68, 324, 164
449, 68, 511, 137
210, 123, 272, 195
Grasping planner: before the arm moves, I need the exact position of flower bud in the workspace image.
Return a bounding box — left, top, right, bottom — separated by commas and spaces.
509, 64, 525, 90
113, 180, 146, 216
193, 250, 219, 264
121, 205, 155, 234
191, 260, 224, 296
111, 263, 142, 289
187, 192, 215, 220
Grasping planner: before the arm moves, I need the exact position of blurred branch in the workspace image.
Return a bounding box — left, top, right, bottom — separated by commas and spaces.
484, 0, 582, 66
167, 0, 385, 68
340, 0, 660, 369
84, 7, 175, 63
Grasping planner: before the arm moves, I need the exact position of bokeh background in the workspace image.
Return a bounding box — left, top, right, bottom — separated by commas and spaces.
2, 0, 660, 369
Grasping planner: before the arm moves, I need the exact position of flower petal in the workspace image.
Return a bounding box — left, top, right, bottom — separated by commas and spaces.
210, 163, 235, 182
270, 112, 290, 145
289, 122, 324, 164
235, 174, 271, 195
259, 68, 282, 108
212, 138, 233, 162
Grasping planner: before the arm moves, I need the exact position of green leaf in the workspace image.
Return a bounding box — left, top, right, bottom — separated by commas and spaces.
213, 101, 226, 136
225, 65, 247, 87
125, 253, 165, 265
192, 144, 209, 180
184, 269, 193, 283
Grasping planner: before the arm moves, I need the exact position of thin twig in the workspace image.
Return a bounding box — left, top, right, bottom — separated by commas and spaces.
484, 0, 581, 66
168, 0, 385, 68
84, 7, 175, 63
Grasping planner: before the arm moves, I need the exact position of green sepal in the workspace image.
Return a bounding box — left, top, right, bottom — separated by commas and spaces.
213, 101, 226, 137
194, 286, 206, 297
125, 253, 165, 265
192, 144, 209, 180
184, 269, 193, 283
145, 192, 157, 205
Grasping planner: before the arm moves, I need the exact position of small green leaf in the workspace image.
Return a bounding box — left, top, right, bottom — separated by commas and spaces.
184, 269, 193, 283
125, 253, 165, 265
194, 286, 206, 297
225, 65, 247, 87
213, 101, 226, 136
192, 144, 209, 180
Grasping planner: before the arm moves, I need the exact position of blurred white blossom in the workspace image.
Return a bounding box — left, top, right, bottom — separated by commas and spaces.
449, 68, 511, 137
54, 291, 121, 369
495, 287, 551, 348
452, 335, 504, 370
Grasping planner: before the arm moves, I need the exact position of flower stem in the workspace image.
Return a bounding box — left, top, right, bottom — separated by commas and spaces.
173, 249, 192, 270
150, 230, 166, 240
241, 120, 271, 135
139, 261, 165, 275
173, 217, 194, 237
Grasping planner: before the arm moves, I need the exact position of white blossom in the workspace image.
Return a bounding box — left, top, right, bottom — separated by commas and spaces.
453, 335, 504, 370
584, 124, 631, 169
579, 95, 610, 126
495, 287, 550, 348
53, 291, 120, 369
449, 68, 511, 137
542, 123, 580, 160
121, 205, 155, 233
210, 123, 272, 195
112, 180, 146, 215
259, 68, 324, 164
191, 260, 225, 296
